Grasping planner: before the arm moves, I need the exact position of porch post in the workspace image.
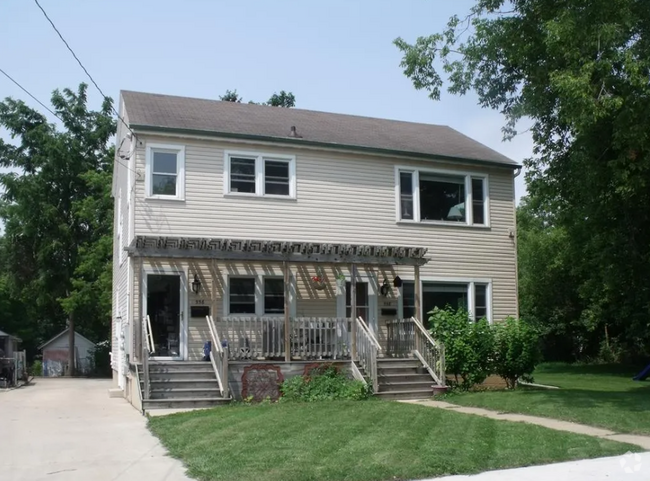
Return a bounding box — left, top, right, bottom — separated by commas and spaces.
283, 261, 291, 362
350, 263, 357, 360
414, 265, 422, 322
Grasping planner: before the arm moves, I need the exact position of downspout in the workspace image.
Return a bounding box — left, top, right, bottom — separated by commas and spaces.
513, 167, 522, 319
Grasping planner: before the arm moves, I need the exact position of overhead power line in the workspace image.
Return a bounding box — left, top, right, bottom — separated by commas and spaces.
33, 0, 138, 140
0, 66, 137, 175
0, 67, 62, 121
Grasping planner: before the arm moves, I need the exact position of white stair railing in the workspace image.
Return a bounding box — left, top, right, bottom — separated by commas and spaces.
354, 317, 381, 392
206, 315, 229, 398
410, 317, 446, 386
141, 316, 153, 400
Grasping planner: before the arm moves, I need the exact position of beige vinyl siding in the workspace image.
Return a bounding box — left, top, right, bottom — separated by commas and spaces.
111, 106, 133, 372
131, 135, 518, 321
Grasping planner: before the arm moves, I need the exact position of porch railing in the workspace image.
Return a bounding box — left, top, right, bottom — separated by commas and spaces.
215, 317, 351, 360
387, 318, 445, 386
206, 315, 229, 398
355, 316, 381, 392
292, 317, 350, 359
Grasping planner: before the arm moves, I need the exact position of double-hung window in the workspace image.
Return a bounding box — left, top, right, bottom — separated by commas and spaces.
225, 151, 296, 198
401, 280, 491, 323
227, 276, 286, 315
146, 143, 185, 200
229, 278, 256, 314
397, 168, 488, 226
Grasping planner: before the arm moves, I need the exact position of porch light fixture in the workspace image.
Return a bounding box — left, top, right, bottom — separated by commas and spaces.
191, 274, 202, 294
380, 279, 391, 297
392, 276, 403, 288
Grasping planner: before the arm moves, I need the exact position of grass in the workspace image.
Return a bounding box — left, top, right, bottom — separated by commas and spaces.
148, 400, 638, 481
448, 363, 650, 435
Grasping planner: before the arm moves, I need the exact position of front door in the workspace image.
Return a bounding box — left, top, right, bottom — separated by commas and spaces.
337, 276, 378, 335
145, 274, 184, 359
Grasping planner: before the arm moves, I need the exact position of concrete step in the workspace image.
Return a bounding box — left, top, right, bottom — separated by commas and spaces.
143, 397, 230, 410
378, 367, 424, 375
375, 389, 433, 401
150, 387, 222, 399
148, 362, 214, 373
378, 373, 433, 383
378, 381, 434, 392
149, 379, 220, 390
147, 370, 216, 380
376, 359, 422, 369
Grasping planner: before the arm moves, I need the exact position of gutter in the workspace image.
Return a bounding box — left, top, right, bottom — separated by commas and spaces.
129, 124, 522, 170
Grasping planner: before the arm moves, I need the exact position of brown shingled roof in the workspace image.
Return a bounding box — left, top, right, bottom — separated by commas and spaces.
121, 90, 518, 167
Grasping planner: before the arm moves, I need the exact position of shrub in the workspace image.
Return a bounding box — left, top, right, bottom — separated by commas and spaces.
492, 317, 541, 389
30, 360, 43, 377
429, 307, 494, 390
280, 365, 372, 402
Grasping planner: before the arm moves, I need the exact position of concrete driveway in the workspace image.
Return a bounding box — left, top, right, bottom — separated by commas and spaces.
0, 378, 191, 481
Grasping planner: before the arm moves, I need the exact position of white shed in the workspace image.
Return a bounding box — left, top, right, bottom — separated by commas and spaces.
39, 329, 96, 376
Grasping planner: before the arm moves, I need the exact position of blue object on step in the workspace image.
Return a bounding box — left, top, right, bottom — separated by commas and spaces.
633, 363, 650, 381
203, 341, 211, 361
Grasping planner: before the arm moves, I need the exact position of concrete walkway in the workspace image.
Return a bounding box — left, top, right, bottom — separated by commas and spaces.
401, 400, 650, 450
0, 378, 191, 481
426, 452, 650, 480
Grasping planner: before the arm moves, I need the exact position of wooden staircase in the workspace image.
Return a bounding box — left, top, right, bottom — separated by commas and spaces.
138, 361, 231, 410
375, 358, 436, 400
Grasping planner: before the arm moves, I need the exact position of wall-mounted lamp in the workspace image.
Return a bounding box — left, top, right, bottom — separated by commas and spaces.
393, 276, 403, 288
191, 274, 202, 294
380, 279, 391, 297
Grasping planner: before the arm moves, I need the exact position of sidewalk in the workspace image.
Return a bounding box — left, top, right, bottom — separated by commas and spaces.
424, 452, 650, 480
401, 399, 650, 450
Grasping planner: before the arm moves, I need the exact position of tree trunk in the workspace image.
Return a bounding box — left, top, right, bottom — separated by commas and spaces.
67, 312, 75, 377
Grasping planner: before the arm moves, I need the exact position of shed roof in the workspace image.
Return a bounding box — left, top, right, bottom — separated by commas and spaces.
121, 90, 519, 168
38, 329, 95, 350
0, 329, 21, 342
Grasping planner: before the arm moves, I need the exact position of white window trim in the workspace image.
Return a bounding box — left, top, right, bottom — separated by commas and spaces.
145, 143, 186, 201
224, 274, 290, 317
399, 277, 493, 323
394, 165, 490, 227
224, 150, 296, 199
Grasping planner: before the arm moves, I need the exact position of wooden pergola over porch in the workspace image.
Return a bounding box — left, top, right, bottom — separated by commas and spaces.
127, 235, 430, 361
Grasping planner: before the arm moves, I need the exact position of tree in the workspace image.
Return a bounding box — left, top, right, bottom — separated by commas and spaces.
0, 84, 115, 373
396, 1, 650, 359
219, 89, 242, 103
220, 89, 296, 107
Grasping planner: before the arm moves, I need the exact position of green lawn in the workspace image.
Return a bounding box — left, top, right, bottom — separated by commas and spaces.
148, 400, 638, 481
449, 363, 650, 435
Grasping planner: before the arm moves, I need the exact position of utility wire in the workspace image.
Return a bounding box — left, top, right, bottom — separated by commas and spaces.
0, 66, 137, 175
33, 0, 138, 141
0, 67, 62, 121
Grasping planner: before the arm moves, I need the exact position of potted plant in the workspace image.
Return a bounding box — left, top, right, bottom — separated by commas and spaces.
335, 274, 346, 295
311, 269, 327, 290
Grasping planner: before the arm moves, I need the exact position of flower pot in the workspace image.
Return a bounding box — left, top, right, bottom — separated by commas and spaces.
313, 282, 327, 290
432, 385, 449, 397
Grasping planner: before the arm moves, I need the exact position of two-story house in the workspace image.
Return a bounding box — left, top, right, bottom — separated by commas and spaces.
111, 91, 520, 412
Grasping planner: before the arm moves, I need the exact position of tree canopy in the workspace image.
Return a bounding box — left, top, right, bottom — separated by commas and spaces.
219, 89, 296, 107
0, 84, 114, 363
396, 0, 650, 359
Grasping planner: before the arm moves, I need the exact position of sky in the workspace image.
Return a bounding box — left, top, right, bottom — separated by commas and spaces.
1, 0, 531, 200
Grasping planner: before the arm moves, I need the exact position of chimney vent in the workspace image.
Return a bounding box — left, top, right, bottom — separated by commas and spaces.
288, 126, 302, 138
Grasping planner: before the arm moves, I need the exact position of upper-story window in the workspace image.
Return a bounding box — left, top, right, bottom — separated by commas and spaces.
397, 167, 488, 226
146, 143, 185, 200
225, 151, 296, 198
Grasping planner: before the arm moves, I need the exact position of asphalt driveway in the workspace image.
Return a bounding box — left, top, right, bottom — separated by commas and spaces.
0, 378, 191, 481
